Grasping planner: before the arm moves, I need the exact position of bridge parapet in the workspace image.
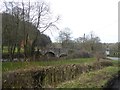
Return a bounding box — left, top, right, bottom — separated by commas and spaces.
44, 48, 68, 57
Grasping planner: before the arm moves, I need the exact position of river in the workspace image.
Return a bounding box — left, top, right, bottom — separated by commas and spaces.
106, 75, 120, 90
111, 77, 120, 89
106, 57, 120, 89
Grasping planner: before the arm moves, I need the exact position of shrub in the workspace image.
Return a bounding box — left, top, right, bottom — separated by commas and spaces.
99, 60, 113, 67
67, 51, 92, 59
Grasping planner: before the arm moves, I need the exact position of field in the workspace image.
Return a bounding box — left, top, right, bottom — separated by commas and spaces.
2, 46, 24, 54
2, 58, 95, 72
2, 58, 119, 88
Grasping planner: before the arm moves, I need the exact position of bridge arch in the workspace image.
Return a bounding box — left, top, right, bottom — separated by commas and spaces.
44, 51, 56, 57
59, 53, 67, 58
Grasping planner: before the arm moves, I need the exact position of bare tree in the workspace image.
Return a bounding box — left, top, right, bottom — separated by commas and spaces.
28, 1, 59, 56
3, 2, 21, 60
57, 28, 72, 49
74, 32, 104, 60
2, 1, 59, 60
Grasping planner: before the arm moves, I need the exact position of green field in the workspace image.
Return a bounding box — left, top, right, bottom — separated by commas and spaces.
2, 58, 95, 72
2, 46, 24, 54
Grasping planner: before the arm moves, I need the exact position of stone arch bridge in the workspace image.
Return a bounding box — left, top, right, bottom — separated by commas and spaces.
36, 48, 68, 58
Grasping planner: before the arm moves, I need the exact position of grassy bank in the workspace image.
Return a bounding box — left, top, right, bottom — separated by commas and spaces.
2, 59, 116, 88
2, 58, 95, 72
57, 66, 119, 88
2, 58, 119, 88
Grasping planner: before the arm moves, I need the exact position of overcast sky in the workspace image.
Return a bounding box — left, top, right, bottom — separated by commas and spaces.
45, 0, 119, 43
1, 0, 119, 43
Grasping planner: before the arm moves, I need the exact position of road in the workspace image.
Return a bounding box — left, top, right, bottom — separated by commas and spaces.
107, 57, 120, 60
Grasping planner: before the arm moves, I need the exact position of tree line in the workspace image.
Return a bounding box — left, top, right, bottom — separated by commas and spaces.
57, 28, 105, 60
2, 1, 59, 61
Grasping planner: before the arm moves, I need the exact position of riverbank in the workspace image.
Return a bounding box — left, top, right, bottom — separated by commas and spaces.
56, 66, 119, 88
2, 58, 118, 88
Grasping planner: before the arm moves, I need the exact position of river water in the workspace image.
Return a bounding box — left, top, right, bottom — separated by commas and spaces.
111, 77, 120, 89
106, 57, 120, 89
107, 75, 120, 90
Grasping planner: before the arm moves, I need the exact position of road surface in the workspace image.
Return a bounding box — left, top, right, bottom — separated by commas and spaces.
107, 57, 120, 60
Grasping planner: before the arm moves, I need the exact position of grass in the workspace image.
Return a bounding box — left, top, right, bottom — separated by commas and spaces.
2, 58, 96, 72
2, 46, 24, 54
111, 60, 119, 65
56, 66, 119, 88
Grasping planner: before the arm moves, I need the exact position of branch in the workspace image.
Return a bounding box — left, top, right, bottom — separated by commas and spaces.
40, 16, 59, 33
